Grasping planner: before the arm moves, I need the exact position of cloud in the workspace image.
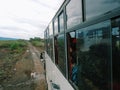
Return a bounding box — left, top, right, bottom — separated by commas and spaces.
30, 0, 56, 10
0, 0, 64, 39
13, 18, 47, 28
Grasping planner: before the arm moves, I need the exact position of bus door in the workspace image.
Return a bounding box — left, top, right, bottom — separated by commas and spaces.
111, 17, 120, 90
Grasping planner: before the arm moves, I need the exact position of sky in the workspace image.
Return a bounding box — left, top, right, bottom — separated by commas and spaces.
0, 0, 64, 40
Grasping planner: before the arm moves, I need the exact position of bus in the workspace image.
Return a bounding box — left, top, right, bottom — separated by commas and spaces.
44, 0, 120, 90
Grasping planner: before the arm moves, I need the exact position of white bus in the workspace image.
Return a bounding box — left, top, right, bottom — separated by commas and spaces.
44, 0, 120, 90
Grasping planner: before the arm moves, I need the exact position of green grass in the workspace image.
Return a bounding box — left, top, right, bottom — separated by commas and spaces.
0, 40, 28, 83
31, 40, 44, 47
0, 40, 27, 51
29, 37, 44, 47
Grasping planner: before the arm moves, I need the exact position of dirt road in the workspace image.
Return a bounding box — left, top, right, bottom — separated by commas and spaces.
0, 42, 47, 90
28, 42, 47, 90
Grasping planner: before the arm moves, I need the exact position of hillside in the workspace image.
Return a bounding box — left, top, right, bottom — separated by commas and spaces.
0, 37, 18, 40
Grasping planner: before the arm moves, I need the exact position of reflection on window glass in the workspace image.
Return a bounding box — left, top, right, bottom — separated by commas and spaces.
76, 21, 112, 90
54, 36, 58, 64
49, 22, 53, 35
59, 12, 64, 32
54, 18, 58, 35
66, 0, 82, 29
57, 34, 66, 76
46, 29, 49, 53
44, 31, 47, 51
67, 32, 77, 85
49, 37, 53, 60
47, 38, 50, 56
86, 0, 120, 19
112, 17, 120, 90
46, 28, 49, 38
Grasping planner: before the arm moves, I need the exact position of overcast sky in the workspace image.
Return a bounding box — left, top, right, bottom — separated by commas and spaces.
0, 0, 64, 40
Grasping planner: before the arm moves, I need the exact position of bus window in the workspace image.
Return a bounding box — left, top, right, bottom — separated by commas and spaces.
58, 11, 64, 33
54, 36, 58, 64
86, 0, 120, 20
57, 34, 66, 76
49, 22, 53, 36
76, 21, 112, 90
49, 37, 53, 61
67, 32, 77, 85
66, 0, 82, 29
54, 18, 58, 35
111, 17, 120, 90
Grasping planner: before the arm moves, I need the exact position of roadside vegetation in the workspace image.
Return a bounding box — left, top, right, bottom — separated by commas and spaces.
29, 37, 44, 51
0, 40, 27, 52
0, 38, 45, 90
0, 40, 27, 85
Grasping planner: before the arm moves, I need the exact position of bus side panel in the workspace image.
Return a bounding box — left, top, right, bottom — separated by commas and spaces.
45, 52, 74, 90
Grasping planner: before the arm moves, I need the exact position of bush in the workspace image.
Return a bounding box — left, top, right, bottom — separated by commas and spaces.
29, 37, 44, 47
10, 43, 19, 50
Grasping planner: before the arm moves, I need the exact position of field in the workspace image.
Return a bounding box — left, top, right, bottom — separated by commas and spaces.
0, 39, 44, 90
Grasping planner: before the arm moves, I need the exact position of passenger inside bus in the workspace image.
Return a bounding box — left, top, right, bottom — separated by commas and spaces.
67, 32, 78, 85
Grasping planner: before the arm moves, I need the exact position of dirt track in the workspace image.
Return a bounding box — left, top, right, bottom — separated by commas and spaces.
0, 42, 47, 90
28, 42, 47, 90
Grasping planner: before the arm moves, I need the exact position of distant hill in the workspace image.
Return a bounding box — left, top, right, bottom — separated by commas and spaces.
0, 37, 18, 40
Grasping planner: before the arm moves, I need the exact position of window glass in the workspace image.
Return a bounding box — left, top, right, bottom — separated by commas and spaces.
44, 31, 47, 51
76, 21, 112, 90
66, 0, 82, 29
54, 36, 58, 64
59, 12, 64, 32
46, 28, 49, 38
49, 37, 53, 60
57, 34, 66, 76
46, 29, 49, 53
47, 38, 50, 55
66, 32, 77, 85
49, 22, 53, 35
54, 18, 58, 35
86, 0, 120, 19
111, 17, 120, 90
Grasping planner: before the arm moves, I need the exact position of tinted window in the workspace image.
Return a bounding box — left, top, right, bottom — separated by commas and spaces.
46, 29, 49, 53
54, 18, 58, 35
49, 37, 53, 60
86, 0, 120, 19
76, 21, 112, 90
54, 36, 58, 64
66, 0, 82, 29
111, 17, 120, 90
44, 31, 47, 51
57, 34, 66, 76
47, 38, 50, 55
59, 12, 64, 32
46, 28, 49, 38
49, 22, 53, 35
66, 32, 77, 85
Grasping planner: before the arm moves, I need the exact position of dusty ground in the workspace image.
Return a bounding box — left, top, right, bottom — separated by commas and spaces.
0, 42, 47, 90
28, 42, 47, 90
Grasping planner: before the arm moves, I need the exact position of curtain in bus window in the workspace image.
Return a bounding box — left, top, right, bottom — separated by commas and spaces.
86, 0, 120, 20
76, 20, 112, 90
66, 0, 82, 29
